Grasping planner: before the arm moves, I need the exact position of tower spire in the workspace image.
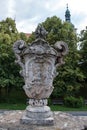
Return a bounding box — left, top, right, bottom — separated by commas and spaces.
65, 4, 71, 23
67, 3, 68, 9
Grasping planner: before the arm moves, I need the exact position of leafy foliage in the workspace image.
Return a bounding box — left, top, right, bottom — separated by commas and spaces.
80, 28, 87, 78
64, 96, 84, 108
78, 27, 87, 98
41, 16, 84, 98
27, 32, 35, 43
0, 18, 24, 91
19, 32, 28, 42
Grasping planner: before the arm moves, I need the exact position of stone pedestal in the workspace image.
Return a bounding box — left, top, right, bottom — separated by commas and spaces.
20, 106, 54, 125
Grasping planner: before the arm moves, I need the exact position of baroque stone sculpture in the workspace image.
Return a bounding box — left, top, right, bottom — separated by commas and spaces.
13, 24, 68, 125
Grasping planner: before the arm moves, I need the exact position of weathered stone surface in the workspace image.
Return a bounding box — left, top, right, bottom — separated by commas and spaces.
13, 25, 68, 125
0, 110, 86, 130
20, 106, 54, 125
13, 25, 68, 101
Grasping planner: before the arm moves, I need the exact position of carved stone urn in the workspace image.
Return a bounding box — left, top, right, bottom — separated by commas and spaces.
13, 24, 68, 125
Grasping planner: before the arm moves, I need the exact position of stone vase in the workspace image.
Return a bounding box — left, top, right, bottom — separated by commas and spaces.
13, 25, 68, 125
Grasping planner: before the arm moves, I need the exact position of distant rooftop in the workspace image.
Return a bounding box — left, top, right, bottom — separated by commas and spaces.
25, 33, 31, 37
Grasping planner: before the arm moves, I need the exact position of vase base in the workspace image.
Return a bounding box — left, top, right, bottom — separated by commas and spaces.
20, 105, 54, 125
20, 115, 54, 125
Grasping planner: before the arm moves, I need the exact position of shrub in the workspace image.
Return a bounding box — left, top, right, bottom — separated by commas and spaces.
48, 98, 52, 105
64, 96, 84, 108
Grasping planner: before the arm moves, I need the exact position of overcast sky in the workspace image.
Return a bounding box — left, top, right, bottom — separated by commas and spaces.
0, 0, 87, 34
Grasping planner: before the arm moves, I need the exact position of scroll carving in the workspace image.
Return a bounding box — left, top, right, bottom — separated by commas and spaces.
54, 41, 68, 67
13, 40, 27, 77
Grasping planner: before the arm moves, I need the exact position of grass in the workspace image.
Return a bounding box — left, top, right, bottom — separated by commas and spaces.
0, 103, 87, 111
50, 105, 87, 111
0, 103, 26, 110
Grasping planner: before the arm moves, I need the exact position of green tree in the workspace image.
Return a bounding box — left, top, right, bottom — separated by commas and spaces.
27, 32, 35, 43
79, 27, 87, 98
41, 16, 84, 98
80, 28, 87, 78
0, 18, 24, 101
19, 32, 27, 42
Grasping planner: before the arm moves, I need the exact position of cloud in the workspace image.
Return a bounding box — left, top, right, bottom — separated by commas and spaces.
7, 0, 16, 18
16, 16, 41, 33
0, 0, 8, 19
77, 17, 87, 33
44, 0, 64, 11
67, 0, 87, 15
0, 0, 87, 33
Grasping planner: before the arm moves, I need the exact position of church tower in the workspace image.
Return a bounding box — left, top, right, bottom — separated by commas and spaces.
65, 4, 71, 23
